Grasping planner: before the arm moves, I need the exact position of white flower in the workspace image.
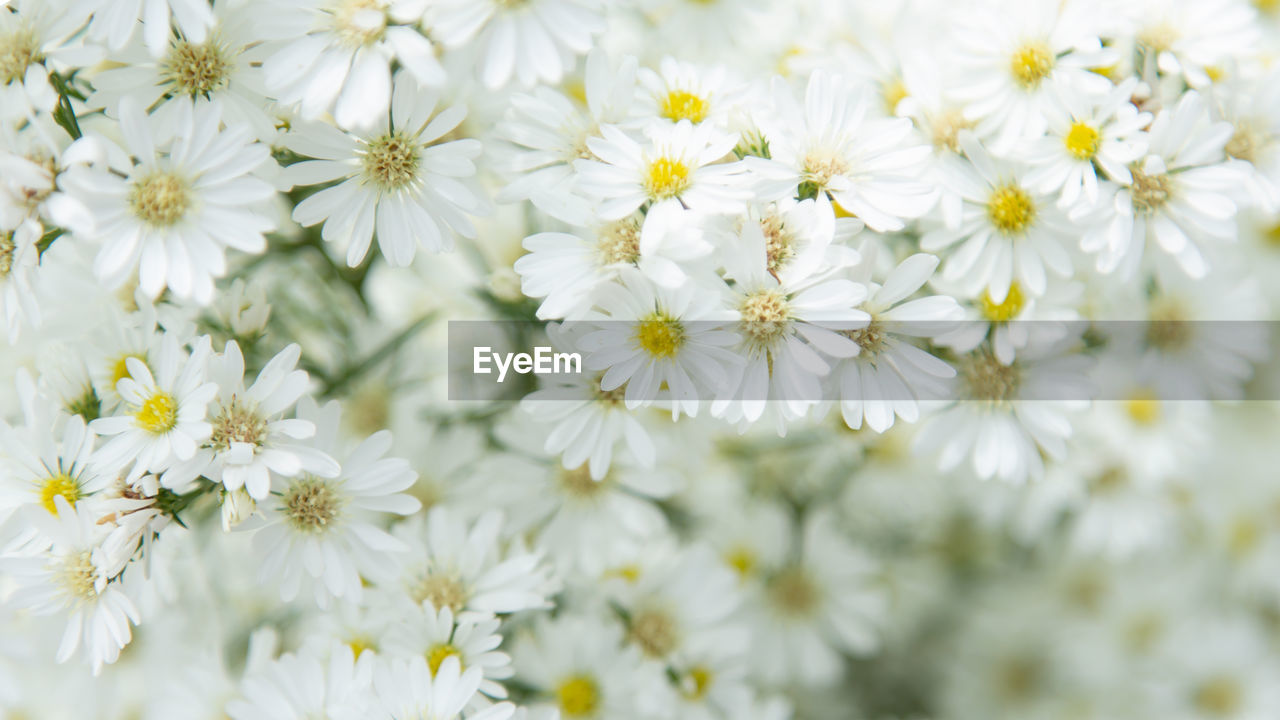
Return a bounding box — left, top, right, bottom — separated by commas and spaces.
574, 120, 748, 220
0, 0, 101, 122
1022, 78, 1152, 211
834, 252, 962, 433
76, 0, 214, 57
374, 654, 514, 720
227, 641, 376, 720
64, 97, 276, 303
381, 604, 513, 700
428, 0, 605, 90
1211, 68, 1280, 214
934, 276, 1082, 366
261, 0, 444, 131
1123, 0, 1261, 89
0, 372, 110, 524
948, 0, 1115, 153
1079, 91, 1249, 279
2, 496, 139, 675
382, 507, 558, 617
637, 56, 742, 128
746, 70, 936, 232
0, 218, 40, 342
284, 72, 486, 267
922, 132, 1074, 304
171, 341, 339, 500
90, 334, 217, 485
581, 268, 740, 418
254, 398, 420, 607
494, 48, 639, 225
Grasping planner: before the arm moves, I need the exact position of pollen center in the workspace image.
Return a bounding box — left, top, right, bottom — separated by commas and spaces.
769, 566, 820, 618
660, 90, 710, 123
629, 606, 680, 658
987, 183, 1036, 234
135, 391, 178, 434
643, 156, 691, 200
1129, 167, 1172, 215
58, 551, 99, 602
558, 464, 610, 499
1194, 676, 1243, 717
962, 351, 1020, 403
130, 171, 192, 227
0, 28, 41, 85
635, 313, 684, 359
332, 0, 388, 47
410, 571, 468, 612
283, 476, 344, 534
980, 282, 1026, 322
164, 39, 232, 96
1124, 389, 1161, 426
739, 289, 791, 344
0, 232, 15, 278
1009, 42, 1054, 89
844, 319, 887, 357
426, 644, 461, 674
210, 397, 268, 451
760, 212, 795, 274
556, 675, 600, 717
597, 218, 641, 265
40, 473, 81, 515
1064, 122, 1100, 160
362, 132, 421, 192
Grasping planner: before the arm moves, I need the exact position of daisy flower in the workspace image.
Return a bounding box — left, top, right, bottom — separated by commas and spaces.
84, 0, 280, 142
1079, 91, 1248, 279
494, 48, 639, 225
253, 398, 420, 607
744, 510, 888, 687
0, 217, 40, 343
1125, 0, 1262, 90
922, 132, 1074, 304
0, 126, 97, 235
1022, 78, 1152, 211
512, 614, 670, 720
90, 334, 217, 485
170, 341, 340, 500
947, 0, 1116, 153
730, 197, 849, 289
260, 0, 444, 131
382, 507, 558, 617
373, 655, 515, 720
934, 275, 1082, 366
284, 72, 487, 267
913, 338, 1091, 483
581, 268, 741, 418
746, 70, 936, 232
574, 119, 749, 220
0, 373, 110, 525
2, 496, 139, 675
226, 641, 377, 720
63, 97, 276, 304
834, 251, 962, 433
638, 57, 742, 128
427, 0, 605, 90
0, 0, 100, 124
75, 0, 214, 58
382, 604, 513, 700
1211, 68, 1280, 214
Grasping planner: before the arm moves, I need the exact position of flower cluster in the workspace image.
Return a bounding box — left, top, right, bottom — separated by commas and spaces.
3, 0, 1280, 719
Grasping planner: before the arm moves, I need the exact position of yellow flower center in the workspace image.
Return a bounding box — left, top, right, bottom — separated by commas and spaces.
1064, 122, 1100, 160
130, 171, 192, 227
557, 675, 600, 717
135, 391, 178, 434
724, 546, 757, 578
987, 183, 1037, 235
1124, 389, 1161, 426
1194, 676, 1244, 717
410, 572, 468, 612
681, 667, 714, 701
643, 156, 691, 200
660, 89, 709, 123
882, 77, 908, 114
427, 644, 462, 674
634, 313, 684, 359
39, 473, 81, 515
347, 636, 376, 658
0, 28, 41, 85
282, 476, 344, 534
362, 131, 421, 192
980, 282, 1026, 322
1009, 42, 1054, 89
111, 353, 147, 389
163, 39, 232, 97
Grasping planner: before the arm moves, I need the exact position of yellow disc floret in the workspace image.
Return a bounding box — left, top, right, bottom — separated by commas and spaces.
39, 473, 81, 515
634, 312, 685, 359
556, 675, 600, 717
660, 90, 710, 124
987, 183, 1037, 235
980, 282, 1026, 322
1064, 121, 1100, 160
130, 171, 192, 227
135, 391, 178, 434
427, 644, 462, 674
643, 156, 691, 200
1009, 41, 1054, 89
